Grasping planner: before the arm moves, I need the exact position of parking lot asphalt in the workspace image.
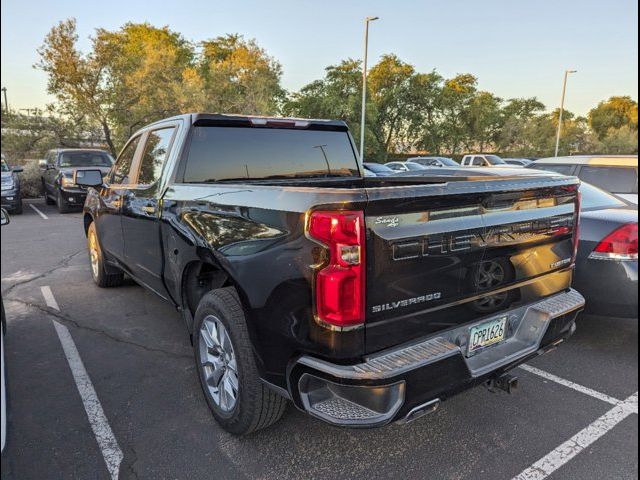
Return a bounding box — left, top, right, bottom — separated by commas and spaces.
1, 200, 637, 480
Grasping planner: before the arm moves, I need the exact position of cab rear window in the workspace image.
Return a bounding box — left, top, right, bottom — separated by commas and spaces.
578, 166, 638, 194
182, 127, 359, 182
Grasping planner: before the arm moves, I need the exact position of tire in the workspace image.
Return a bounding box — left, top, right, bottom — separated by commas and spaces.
13, 200, 22, 215
194, 287, 287, 435
43, 181, 55, 205
87, 222, 124, 288
56, 191, 71, 214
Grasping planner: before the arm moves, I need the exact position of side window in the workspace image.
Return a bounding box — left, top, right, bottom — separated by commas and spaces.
472, 157, 484, 166
578, 166, 638, 194
136, 127, 176, 186
111, 136, 141, 185
533, 164, 574, 175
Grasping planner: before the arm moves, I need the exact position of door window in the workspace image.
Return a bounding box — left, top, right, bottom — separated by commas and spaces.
136, 128, 176, 186
111, 136, 141, 185
472, 157, 485, 166
578, 166, 638, 194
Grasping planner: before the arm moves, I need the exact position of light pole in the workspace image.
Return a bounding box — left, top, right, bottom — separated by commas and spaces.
554, 69, 577, 157
359, 16, 379, 162
1, 87, 7, 115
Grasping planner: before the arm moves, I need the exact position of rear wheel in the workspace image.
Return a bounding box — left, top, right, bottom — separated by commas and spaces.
13, 200, 22, 215
194, 288, 287, 435
43, 181, 55, 205
87, 222, 123, 288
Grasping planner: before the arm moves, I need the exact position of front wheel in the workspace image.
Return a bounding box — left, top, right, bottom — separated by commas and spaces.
56, 191, 71, 214
87, 222, 123, 288
194, 288, 287, 435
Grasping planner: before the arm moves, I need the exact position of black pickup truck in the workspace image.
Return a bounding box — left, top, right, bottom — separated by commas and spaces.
76, 113, 585, 435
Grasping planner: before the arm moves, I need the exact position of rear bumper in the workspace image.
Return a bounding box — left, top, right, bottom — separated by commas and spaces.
288, 289, 585, 427
574, 260, 638, 318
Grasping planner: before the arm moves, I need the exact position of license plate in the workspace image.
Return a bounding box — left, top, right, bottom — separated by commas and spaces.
468, 316, 507, 354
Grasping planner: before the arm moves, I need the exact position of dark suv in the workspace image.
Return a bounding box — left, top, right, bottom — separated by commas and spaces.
41, 149, 114, 213
1, 154, 23, 214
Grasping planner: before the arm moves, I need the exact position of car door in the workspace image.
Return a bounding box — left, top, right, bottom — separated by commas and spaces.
121, 125, 178, 299
43, 151, 57, 195
96, 135, 143, 262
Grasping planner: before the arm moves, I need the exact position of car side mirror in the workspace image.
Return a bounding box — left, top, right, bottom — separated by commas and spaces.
12, 166, 23, 173
74, 169, 104, 188
1, 208, 10, 226
39, 159, 48, 169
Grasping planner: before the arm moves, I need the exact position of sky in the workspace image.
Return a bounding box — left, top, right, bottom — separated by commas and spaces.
1, 0, 638, 116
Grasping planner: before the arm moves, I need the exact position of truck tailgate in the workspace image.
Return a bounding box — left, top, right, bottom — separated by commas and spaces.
364, 176, 579, 354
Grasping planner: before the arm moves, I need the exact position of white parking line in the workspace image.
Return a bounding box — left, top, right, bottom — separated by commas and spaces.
41, 286, 123, 480
29, 204, 48, 220
519, 364, 621, 406
513, 392, 638, 480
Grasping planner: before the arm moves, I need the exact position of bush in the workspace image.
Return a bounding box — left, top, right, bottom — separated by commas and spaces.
18, 160, 43, 199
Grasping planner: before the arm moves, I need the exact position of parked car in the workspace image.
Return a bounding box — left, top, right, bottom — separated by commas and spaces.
1, 154, 23, 214
407, 156, 459, 168
384, 161, 427, 172
363, 162, 396, 176
1, 208, 9, 453
460, 154, 509, 167
504, 158, 533, 167
77, 113, 584, 435
529, 155, 638, 205
573, 182, 638, 318
40, 149, 114, 213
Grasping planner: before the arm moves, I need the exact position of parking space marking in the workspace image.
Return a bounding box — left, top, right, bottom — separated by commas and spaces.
29, 203, 49, 220
519, 364, 621, 406
41, 286, 60, 311
41, 286, 124, 480
513, 392, 638, 480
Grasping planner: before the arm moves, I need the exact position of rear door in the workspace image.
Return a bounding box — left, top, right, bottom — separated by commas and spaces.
363, 179, 579, 353
121, 124, 178, 299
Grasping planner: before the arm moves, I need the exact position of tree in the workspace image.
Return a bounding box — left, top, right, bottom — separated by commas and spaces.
588, 96, 638, 140
198, 34, 284, 115
601, 125, 638, 154
439, 74, 478, 154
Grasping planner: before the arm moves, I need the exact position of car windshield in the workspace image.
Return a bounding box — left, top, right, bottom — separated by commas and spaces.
59, 151, 113, 168
579, 182, 626, 210
364, 163, 394, 173
405, 162, 426, 171
485, 155, 506, 165
437, 158, 459, 167
1, 159, 9, 172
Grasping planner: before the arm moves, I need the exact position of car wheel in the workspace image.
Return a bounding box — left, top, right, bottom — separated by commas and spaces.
14, 200, 22, 215
43, 181, 55, 205
87, 222, 123, 288
194, 287, 287, 435
56, 191, 71, 214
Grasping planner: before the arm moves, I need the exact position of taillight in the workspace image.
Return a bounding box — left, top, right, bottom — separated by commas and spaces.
307, 211, 365, 329
589, 223, 638, 261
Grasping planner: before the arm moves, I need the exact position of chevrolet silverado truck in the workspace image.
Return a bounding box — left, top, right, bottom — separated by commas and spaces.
76, 113, 585, 435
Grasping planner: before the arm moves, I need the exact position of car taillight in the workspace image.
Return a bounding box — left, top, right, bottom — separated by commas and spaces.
307, 210, 365, 329
589, 223, 638, 261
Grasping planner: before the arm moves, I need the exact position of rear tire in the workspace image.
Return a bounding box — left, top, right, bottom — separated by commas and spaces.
43, 181, 55, 205
87, 222, 123, 288
194, 288, 287, 435
13, 200, 22, 215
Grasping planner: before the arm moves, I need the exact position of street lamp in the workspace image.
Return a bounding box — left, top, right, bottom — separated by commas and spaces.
554, 69, 577, 157
359, 16, 379, 162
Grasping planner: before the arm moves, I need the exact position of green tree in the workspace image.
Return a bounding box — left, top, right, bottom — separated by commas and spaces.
601, 125, 639, 154
588, 96, 638, 140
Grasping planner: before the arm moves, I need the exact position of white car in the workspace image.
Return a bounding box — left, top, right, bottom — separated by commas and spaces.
384, 161, 427, 172
460, 154, 514, 167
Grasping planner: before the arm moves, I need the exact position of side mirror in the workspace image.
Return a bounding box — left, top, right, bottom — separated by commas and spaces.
12, 166, 24, 173
74, 169, 103, 188
1, 208, 10, 226
39, 159, 48, 170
